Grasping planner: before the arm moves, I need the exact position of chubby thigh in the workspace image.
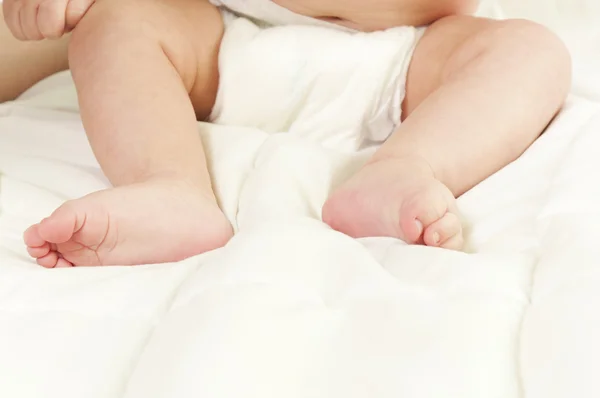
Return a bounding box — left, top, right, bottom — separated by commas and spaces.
74, 0, 227, 120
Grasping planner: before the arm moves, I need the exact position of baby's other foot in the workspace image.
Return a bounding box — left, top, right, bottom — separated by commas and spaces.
322, 157, 463, 250
24, 179, 233, 267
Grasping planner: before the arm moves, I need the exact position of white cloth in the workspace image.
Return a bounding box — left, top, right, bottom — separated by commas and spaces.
209, 7, 423, 147
3, 71, 600, 398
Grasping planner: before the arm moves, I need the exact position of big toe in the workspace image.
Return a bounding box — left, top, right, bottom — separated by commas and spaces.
37, 204, 78, 244
36, 251, 60, 268
24, 224, 52, 261
423, 212, 463, 250
24, 223, 46, 248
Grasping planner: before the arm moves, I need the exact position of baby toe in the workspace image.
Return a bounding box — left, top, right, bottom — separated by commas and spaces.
423, 212, 463, 250
23, 223, 46, 247
38, 204, 78, 244
399, 192, 447, 243
27, 243, 51, 259
36, 251, 60, 269
55, 258, 74, 268
439, 233, 464, 251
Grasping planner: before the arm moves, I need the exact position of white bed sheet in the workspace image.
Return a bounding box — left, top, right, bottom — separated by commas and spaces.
2, 2, 600, 397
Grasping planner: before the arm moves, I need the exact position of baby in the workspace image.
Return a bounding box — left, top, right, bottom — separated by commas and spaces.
2, 0, 571, 267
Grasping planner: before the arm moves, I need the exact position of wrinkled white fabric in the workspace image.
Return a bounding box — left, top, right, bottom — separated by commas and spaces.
2, 70, 600, 397
210, 15, 421, 147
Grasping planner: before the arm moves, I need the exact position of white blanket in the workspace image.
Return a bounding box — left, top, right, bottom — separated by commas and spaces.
2, 2, 600, 397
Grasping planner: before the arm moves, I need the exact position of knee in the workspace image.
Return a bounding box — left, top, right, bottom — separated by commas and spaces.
500, 20, 571, 102
446, 18, 572, 102
497, 19, 571, 82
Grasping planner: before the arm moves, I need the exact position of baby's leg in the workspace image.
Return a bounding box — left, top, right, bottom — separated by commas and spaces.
0, 9, 68, 102
24, 0, 232, 267
323, 16, 571, 249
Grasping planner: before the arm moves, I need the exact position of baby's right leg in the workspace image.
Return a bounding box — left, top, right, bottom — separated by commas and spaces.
24, 0, 233, 267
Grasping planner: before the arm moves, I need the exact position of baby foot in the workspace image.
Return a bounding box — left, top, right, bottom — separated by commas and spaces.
322, 157, 463, 250
24, 179, 233, 267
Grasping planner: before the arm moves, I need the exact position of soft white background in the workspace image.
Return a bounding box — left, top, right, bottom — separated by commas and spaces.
491, 0, 600, 30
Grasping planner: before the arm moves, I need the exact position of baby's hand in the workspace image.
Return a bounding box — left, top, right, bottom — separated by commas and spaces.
3, 0, 95, 40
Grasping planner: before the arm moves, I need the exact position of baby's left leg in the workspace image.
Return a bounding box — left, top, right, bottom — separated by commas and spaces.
323, 16, 571, 249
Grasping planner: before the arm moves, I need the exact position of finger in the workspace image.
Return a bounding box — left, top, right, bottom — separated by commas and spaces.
37, 0, 69, 39
20, 0, 44, 40
3, 0, 26, 40
64, 0, 95, 32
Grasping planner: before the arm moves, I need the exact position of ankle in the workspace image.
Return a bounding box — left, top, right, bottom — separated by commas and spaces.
124, 169, 207, 187
367, 154, 436, 179
128, 172, 216, 200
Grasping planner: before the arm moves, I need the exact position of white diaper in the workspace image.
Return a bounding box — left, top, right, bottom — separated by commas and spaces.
209, 1, 424, 150
208, 0, 352, 30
